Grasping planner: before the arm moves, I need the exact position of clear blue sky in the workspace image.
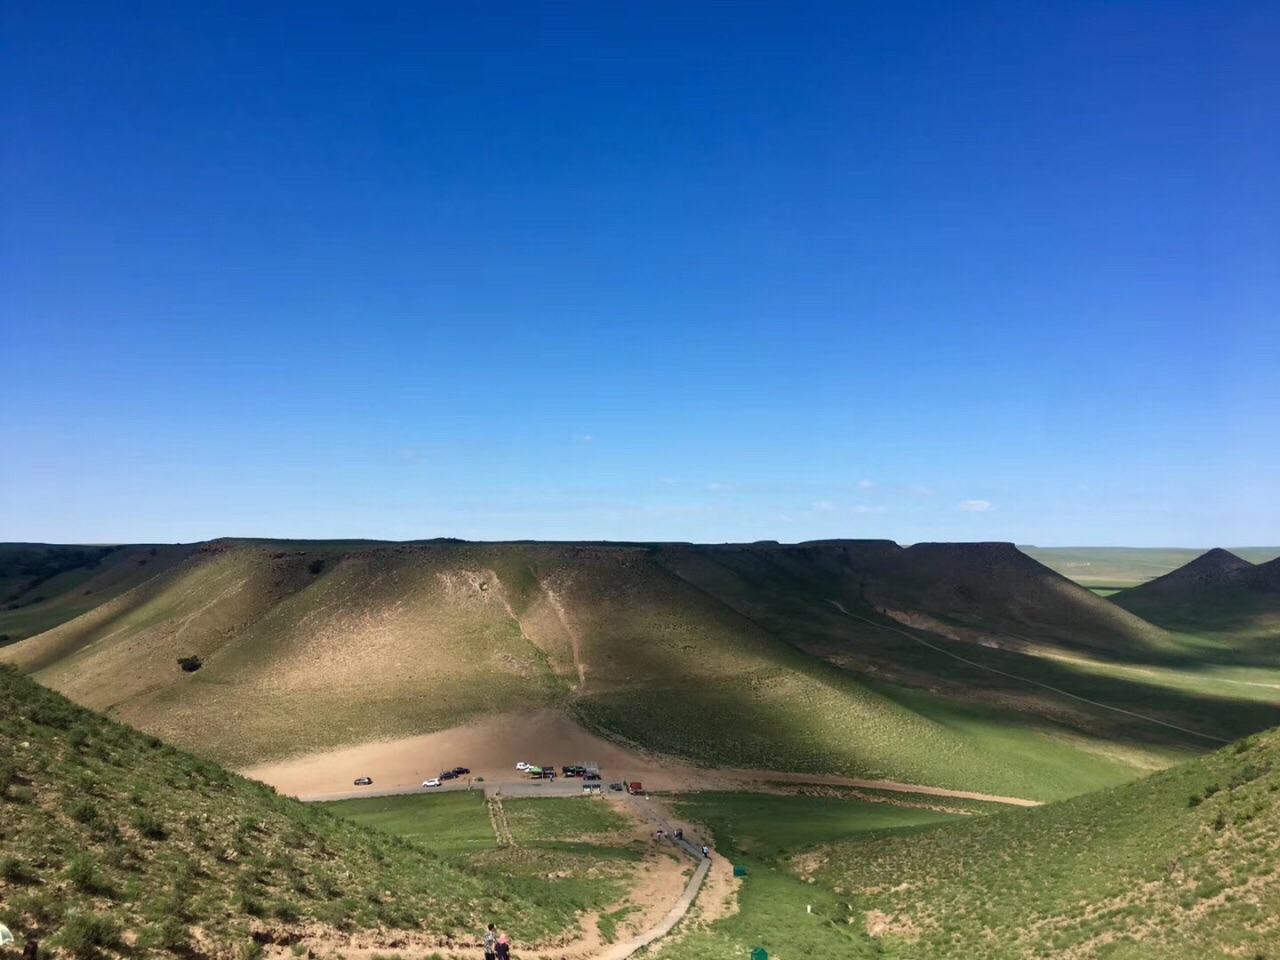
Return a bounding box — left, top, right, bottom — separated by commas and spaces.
3, 2, 1277, 546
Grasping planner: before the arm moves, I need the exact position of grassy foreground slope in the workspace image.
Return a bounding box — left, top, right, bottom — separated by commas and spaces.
0, 665, 610, 956
811, 726, 1280, 959
8, 538, 1272, 799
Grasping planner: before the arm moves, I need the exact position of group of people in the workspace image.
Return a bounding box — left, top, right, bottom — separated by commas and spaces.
482, 923, 511, 960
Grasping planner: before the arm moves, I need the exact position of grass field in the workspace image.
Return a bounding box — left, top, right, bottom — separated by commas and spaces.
324, 791, 648, 947
320, 790, 495, 854
502, 795, 632, 847
652, 792, 971, 959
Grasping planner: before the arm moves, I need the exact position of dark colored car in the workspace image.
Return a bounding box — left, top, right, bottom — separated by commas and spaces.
353, 777, 373, 786
584, 772, 601, 781
451, 766, 470, 775
439, 770, 457, 780
609, 782, 624, 791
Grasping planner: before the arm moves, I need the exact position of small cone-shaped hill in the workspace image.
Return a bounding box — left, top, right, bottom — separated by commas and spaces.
810, 722, 1280, 958
1126, 547, 1255, 592
0, 665, 589, 957
1113, 549, 1280, 649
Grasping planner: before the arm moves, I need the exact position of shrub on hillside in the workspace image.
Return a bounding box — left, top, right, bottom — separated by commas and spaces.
66, 853, 112, 895
1, 855, 35, 883
131, 808, 167, 840
177, 656, 203, 673
55, 911, 122, 958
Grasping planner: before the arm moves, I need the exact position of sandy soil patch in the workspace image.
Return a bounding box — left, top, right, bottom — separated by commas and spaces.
241, 709, 704, 797
241, 709, 1039, 807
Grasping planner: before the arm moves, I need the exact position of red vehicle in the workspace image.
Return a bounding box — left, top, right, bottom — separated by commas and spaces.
627, 781, 643, 794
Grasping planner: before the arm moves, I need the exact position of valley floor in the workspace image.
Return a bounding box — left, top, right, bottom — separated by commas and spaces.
240, 708, 1041, 807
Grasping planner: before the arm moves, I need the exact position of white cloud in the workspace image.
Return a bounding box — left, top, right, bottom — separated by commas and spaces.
857, 478, 876, 490
812, 500, 835, 512
574, 433, 594, 443
852, 505, 886, 514
958, 499, 994, 512
707, 482, 735, 493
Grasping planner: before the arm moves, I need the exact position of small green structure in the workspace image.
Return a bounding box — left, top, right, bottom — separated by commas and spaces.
733, 864, 748, 877
750, 948, 768, 960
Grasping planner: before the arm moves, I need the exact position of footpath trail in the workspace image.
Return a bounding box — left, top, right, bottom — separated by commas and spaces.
828, 599, 1229, 745
594, 794, 712, 960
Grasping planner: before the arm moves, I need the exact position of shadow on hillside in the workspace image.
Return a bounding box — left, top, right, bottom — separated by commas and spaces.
804, 607, 1280, 751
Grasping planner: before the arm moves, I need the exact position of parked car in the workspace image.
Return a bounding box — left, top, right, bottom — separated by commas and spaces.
353, 776, 373, 786
584, 772, 601, 781
609, 782, 624, 792
516, 762, 530, 770
451, 766, 470, 775
439, 770, 457, 780
422, 778, 441, 787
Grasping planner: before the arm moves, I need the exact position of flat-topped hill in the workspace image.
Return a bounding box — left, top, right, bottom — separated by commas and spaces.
6, 538, 1279, 801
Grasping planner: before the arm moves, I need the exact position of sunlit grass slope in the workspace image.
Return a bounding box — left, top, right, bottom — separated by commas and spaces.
522, 545, 1147, 799
0, 665, 599, 956
2, 542, 569, 766
0, 543, 196, 645
812, 726, 1280, 958
3, 539, 1252, 798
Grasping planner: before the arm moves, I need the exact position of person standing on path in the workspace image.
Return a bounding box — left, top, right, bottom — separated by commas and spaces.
495, 934, 511, 960
483, 923, 497, 960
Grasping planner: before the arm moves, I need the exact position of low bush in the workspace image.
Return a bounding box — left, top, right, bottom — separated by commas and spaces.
55, 911, 122, 958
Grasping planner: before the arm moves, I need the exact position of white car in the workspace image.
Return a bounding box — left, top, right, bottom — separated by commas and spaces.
515, 762, 529, 770
422, 778, 441, 788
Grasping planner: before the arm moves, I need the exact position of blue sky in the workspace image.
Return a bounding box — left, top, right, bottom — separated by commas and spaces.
2, 2, 1277, 546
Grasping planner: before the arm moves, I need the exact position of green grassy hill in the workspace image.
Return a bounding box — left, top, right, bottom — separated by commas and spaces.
1111, 551, 1280, 655
0, 664, 613, 956
7, 539, 1280, 801
0, 543, 196, 645
808, 725, 1280, 958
